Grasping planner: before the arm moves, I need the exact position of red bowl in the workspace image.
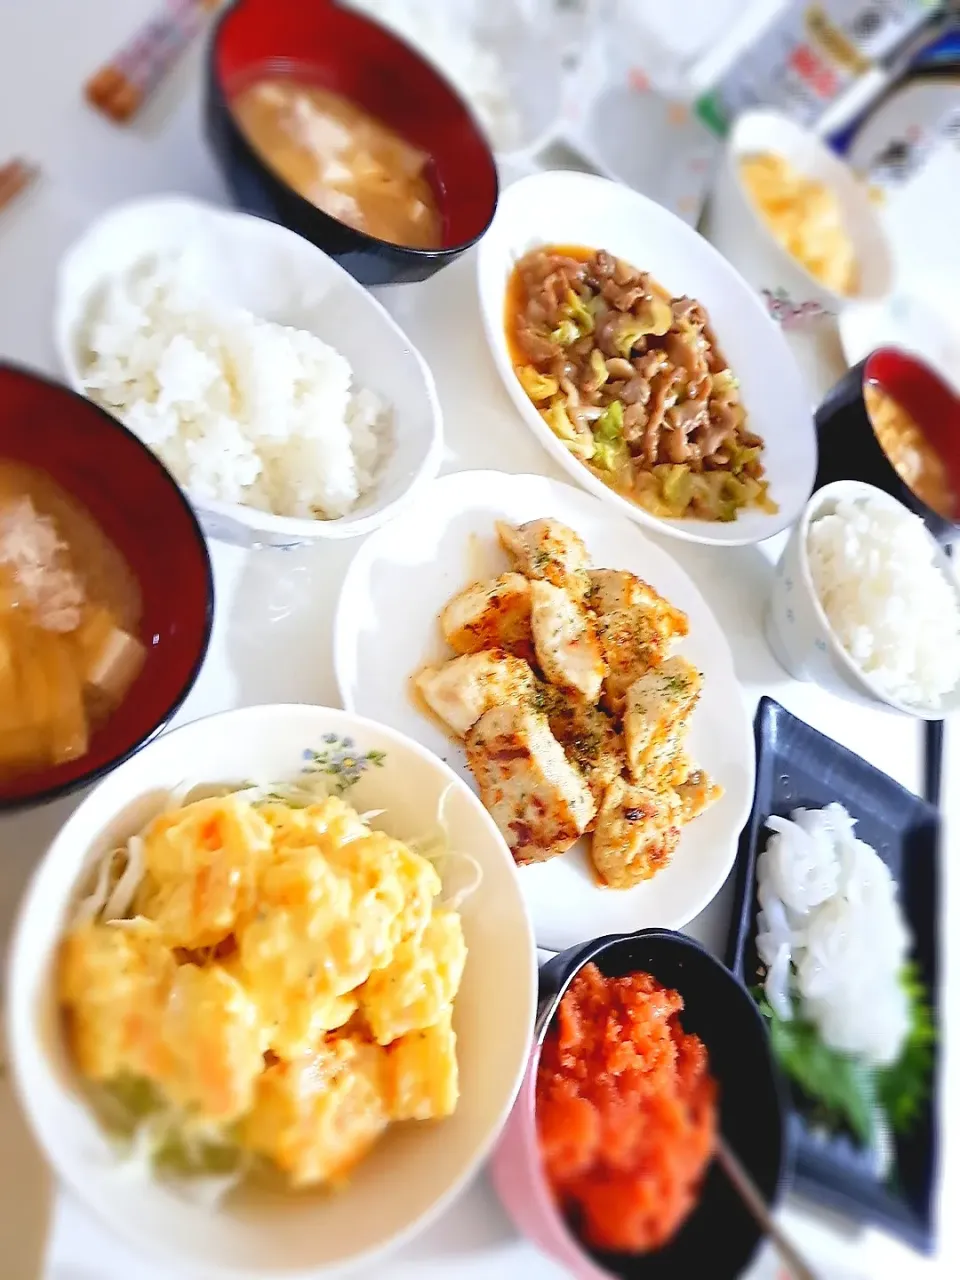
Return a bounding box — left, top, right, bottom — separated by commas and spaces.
0, 365, 214, 809
815, 347, 960, 542
205, 0, 500, 286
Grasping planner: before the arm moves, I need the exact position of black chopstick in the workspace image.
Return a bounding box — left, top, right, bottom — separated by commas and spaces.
924, 719, 944, 809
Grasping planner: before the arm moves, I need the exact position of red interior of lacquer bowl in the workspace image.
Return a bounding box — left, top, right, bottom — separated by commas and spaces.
214, 0, 498, 250
864, 348, 960, 510
0, 367, 213, 806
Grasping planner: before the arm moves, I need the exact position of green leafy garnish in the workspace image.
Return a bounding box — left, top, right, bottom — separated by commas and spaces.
756, 965, 935, 1155
758, 996, 877, 1145
876, 965, 935, 1135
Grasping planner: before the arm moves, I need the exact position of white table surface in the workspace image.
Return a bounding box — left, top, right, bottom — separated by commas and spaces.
0, 3, 954, 1278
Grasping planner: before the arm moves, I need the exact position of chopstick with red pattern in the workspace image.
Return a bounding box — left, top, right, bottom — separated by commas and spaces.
84, 0, 221, 124
0, 158, 40, 216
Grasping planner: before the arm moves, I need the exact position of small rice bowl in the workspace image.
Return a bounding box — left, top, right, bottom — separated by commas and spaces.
77, 256, 390, 521
807, 495, 960, 709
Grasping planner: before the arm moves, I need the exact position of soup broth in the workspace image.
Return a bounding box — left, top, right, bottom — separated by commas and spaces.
863, 382, 957, 520
232, 78, 444, 250
0, 460, 144, 776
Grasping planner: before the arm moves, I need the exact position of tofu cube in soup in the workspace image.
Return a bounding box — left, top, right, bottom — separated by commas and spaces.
591, 778, 683, 888
623, 656, 702, 781
440, 573, 533, 660
414, 649, 535, 738
74, 603, 145, 706
530, 579, 607, 704
464, 703, 596, 865
496, 518, 591, 598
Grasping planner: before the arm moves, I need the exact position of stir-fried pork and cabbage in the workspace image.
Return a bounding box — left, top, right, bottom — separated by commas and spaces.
506, 246, 776, 522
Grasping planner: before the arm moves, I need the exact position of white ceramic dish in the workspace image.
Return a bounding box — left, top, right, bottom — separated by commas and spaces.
475, 169, 817, 548
6, 704, 536, 1279
347, 0, 565, 163
334, 470, 755, 952
706, 109, 894, 325
455, 0, 565, 162
55, 197, 443, 548
766, 480, 960, 720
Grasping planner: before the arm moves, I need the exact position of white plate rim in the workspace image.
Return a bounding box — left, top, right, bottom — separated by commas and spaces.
333, 469, 755, 949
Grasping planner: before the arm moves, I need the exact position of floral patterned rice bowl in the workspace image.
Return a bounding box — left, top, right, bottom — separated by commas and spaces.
7, 703, 536, 1280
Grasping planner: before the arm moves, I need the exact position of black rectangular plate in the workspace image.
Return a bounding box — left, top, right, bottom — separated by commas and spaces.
725, 698, 940, 1253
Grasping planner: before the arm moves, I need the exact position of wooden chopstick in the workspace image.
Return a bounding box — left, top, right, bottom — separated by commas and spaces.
715, 1136, 820, 1280
84, 0, 221, 124
0, 158, 40, 215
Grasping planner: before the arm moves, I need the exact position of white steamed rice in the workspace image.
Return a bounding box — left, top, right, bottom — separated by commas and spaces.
78, 255, 389, 521
807, 495, 960, 708
756, 803, 910, 1068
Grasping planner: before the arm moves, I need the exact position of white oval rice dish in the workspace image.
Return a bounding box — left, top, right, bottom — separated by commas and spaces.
55, 197, 443, 548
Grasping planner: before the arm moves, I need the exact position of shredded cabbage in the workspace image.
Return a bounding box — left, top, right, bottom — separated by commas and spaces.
405, 783, 483, 912
72, 846, 120, 927
102, 835, 144, 922
90, 1074, 251, 1207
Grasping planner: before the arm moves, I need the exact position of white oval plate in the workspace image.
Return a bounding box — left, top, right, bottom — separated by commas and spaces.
475, 170, 817, 548
55, 196, 443, 548
334, 470, 754, 951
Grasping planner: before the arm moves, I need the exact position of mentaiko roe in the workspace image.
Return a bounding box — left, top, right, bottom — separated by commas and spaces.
536, 963, 718, 1254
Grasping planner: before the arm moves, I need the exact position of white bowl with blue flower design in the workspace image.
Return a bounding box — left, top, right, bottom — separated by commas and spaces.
6, 703, 537, 1279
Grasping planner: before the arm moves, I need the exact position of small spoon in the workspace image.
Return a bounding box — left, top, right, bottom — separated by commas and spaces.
715, 1136, 819, 1280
